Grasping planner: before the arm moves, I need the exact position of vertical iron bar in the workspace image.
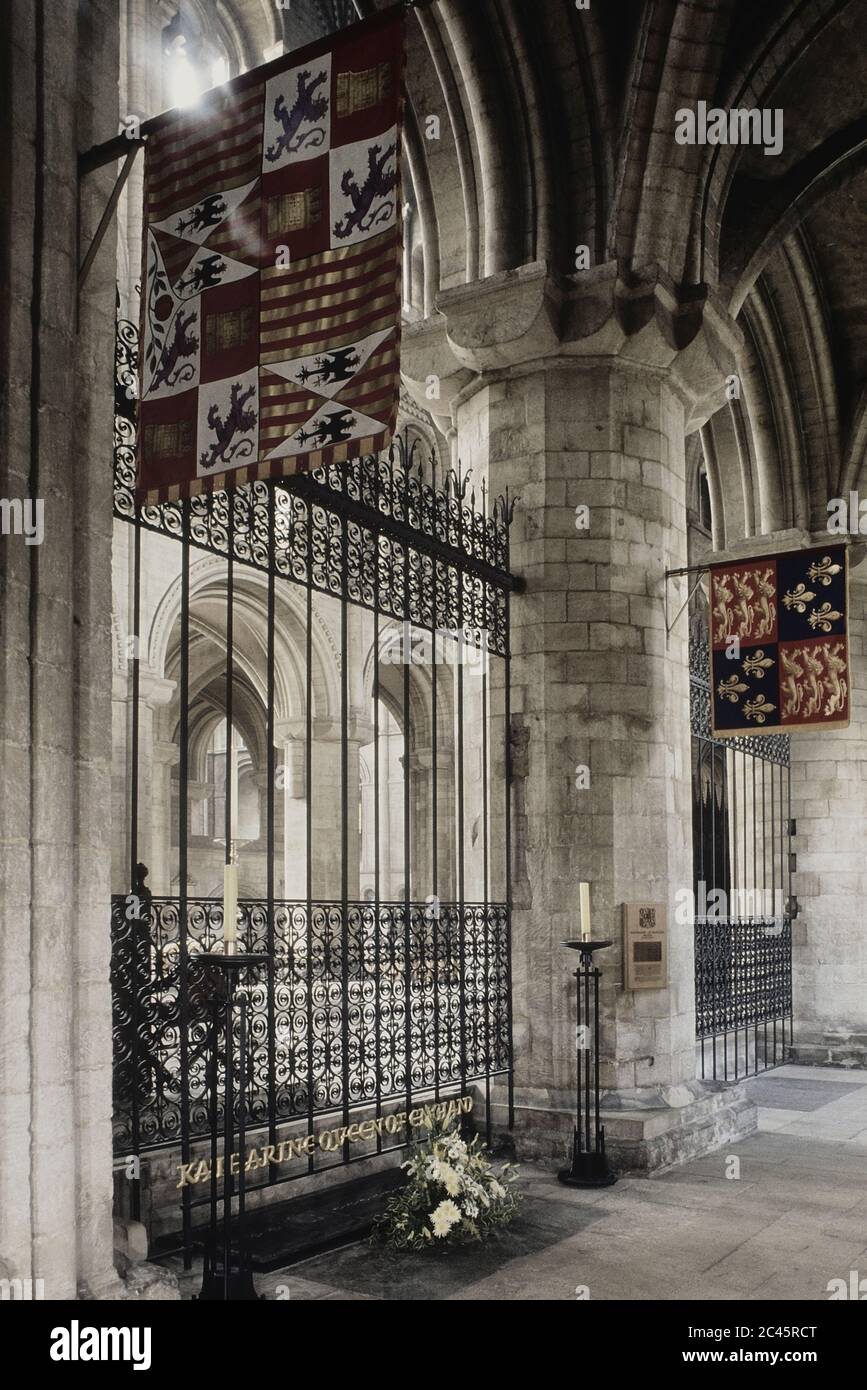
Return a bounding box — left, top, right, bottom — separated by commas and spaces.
225, 496, 235, 876
373, 543, 382, 1154
456, 639, 468, 1115
593, 962, 601, 1151
128, 509, 142, 1224
237, 993, 247, 1285
786, 759, 792, 1055
752, 754, 758, 1073
731, 747, 738, 910
762, 757, 767, 910
340, 514, 350, 1161
574, 968, 582, 1135
431, 558, 440, 1103
772, 752, 777, 939
481, 639, 491, 1146
752, 752, 757, 911
207, 1001, 219, 1286
741, 750, 747, 928
583, 956, 591, 1153
698, 739, 706, 894
266, 485, 277, 1173
129, 512, 141, 886
403, 554, 412, 1127
305, 507, 315, 1173
178, 501, 192, 1265
708, 740, 715, 906
504, 588, 514, 1126
222, 983, 233, 1301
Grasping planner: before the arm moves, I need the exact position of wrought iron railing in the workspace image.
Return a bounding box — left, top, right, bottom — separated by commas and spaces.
690, 625, 793, 1080
111, 896, 511, 1154
694, 918, 793, 1039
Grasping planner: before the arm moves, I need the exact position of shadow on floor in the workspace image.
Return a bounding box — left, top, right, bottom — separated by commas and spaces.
290, 1190, 609, 1300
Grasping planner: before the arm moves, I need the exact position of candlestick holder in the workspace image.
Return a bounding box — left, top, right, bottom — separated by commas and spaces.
195, 950, 269, 1300
558, 939, 617, 1188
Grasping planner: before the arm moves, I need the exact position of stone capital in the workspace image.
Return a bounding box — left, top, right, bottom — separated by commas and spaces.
152, 740, 180, 767
274, 717, 373, 746
402, 259, 744, 435
139, 672, 176, 709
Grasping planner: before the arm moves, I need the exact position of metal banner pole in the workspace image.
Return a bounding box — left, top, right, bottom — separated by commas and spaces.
196, 952, 269, 1301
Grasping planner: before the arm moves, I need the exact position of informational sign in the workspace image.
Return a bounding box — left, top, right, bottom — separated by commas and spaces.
623, 902, 667, 990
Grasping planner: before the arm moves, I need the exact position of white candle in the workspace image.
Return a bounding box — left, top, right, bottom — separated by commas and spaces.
579, 881, 591, 941
223, 863, 238, 951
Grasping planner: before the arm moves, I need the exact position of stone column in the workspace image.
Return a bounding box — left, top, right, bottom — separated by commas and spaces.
276, 720, 366, 901
276, 727, 307, 900
408, 745, 456, 904
790, 564, 867, 1067
150, 740, 179, 896
0, 0, 130, 1298
404, 263, 757, 1170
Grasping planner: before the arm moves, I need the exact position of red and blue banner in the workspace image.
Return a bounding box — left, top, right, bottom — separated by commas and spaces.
710, 543, 850, 737
137, 7, 405, 503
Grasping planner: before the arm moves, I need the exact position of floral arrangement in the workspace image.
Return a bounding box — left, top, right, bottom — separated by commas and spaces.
372, 1123, 521, 1250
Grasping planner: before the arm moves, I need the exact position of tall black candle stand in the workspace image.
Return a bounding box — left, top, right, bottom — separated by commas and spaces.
558, 939, 617, 1188
196, 951, 269, 1301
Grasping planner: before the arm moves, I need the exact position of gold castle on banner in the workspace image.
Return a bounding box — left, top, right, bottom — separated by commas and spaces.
176, 1095, 473, 1188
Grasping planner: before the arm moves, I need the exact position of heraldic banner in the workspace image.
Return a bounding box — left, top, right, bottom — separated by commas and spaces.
137, 6, 405, 503
709, 543, 850, 737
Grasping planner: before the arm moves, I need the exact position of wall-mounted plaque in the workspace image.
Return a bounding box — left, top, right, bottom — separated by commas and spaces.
622, 903, 667, 990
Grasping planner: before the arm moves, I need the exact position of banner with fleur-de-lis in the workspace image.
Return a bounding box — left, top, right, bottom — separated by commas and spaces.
710, 543, 850, 736
137, 6, 404, 503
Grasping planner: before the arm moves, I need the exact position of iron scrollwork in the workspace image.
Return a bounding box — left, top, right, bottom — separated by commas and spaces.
111, 896, 512, 1154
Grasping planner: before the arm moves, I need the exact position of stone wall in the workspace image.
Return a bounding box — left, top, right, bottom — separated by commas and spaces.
0, 0, 121, 1299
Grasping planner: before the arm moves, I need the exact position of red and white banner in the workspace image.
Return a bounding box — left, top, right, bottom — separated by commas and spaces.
137, 7, 405, 503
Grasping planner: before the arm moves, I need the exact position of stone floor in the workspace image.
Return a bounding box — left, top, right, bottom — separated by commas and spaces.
173, 1065, 867, 1301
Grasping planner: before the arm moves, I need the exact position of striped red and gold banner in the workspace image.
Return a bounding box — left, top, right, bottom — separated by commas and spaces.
137, 6, 405, 503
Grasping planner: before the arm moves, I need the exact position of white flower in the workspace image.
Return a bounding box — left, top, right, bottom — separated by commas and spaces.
489, 1179, 506, 1200
430, 1199, 461, 1238
463, 1199, 479, 1218
440, 1163, 462, 1197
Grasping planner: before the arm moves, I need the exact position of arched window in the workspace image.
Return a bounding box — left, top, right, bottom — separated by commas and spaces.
162, 12, 231, 109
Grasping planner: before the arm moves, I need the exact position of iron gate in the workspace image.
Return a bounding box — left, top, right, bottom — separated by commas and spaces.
111, 316, 516, 1248
690, 624, 793, 1081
